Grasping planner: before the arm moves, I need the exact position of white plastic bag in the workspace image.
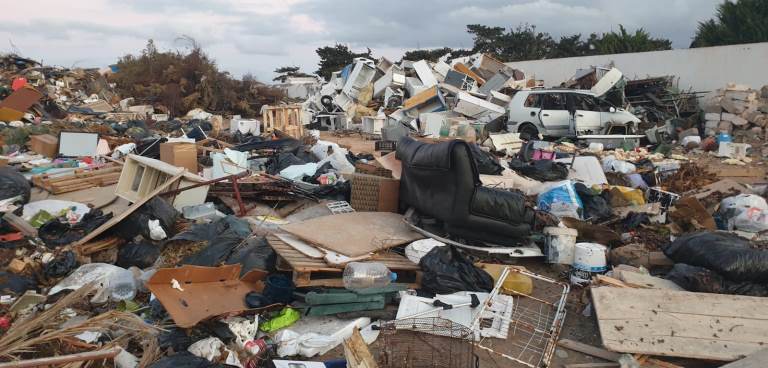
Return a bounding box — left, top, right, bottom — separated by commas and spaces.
49, 263, 136, 303
732, 207, 768, 233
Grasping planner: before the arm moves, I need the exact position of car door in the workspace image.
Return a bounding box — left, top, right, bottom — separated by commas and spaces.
539, 93, 571, 136
572, 93, 602, 135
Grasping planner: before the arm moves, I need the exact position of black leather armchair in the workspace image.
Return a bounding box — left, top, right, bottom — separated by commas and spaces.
396, 137, 535, 246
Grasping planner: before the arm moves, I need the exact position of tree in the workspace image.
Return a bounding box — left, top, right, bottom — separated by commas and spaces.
315, 44, 372, 81
590, 25, 671, 54
548, 34, 592, 58
691, 0, 768, 47
272, 66, 311, 83
466, 24, 556, 61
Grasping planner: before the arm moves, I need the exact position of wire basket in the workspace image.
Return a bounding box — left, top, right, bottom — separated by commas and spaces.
377, 317, 478, 368
473, 268, 569, 368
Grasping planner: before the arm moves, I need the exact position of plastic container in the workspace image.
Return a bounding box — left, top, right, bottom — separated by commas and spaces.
717, 132, 732, 144
110, 268, 137, 301
543, 227, 578, 264
570, 243, 608, 286
479, 264, 533, 295
343, 262, 396, 290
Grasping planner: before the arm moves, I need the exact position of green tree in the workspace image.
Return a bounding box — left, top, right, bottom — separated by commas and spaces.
272, 66, 311, 83
548, 34, 592, 58
691, 0, 768, 47
401, 47, 473, 62
590, 25, 671, 54
315, 44, 372, 81
467, 24, 556, 61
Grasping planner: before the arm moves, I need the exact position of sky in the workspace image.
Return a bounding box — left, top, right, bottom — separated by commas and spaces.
0, 0, 723, 82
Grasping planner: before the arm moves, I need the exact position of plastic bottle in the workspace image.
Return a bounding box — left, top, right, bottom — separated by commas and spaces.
109, 268, 137, 301
342, 262, 396, 290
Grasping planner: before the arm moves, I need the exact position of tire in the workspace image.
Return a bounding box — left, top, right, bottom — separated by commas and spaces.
518, 123, 539, 141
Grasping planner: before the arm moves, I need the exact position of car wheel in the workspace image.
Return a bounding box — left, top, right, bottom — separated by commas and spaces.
519, 124, 539, 141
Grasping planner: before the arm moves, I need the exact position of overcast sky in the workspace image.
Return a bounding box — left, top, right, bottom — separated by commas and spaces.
0, 0, 723, 82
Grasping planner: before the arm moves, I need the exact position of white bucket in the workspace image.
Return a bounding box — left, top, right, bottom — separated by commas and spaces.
570, 242, 608, 285
543, 227, 578, 264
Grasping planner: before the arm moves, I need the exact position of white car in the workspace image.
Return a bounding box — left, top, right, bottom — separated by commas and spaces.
506, 89, 641, 138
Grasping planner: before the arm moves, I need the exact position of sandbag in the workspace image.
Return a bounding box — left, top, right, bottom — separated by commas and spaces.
663, 231, 768, 282
117, 241, 161, 269
419, 246, 494, 294
666, 263, 768, 297
0, 167, 30, 203
508, 158, 568, 182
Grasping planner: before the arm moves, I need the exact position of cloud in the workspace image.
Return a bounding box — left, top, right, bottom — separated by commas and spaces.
0, 0, 723, 80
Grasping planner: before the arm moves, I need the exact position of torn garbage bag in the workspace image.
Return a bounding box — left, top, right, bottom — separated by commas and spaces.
38, 210, 112, 248
663, 231, 768, 282
173, 216, 251, 267
112, 197, 179, 240
117, 241, 161, 269
666, 263, 768, 297
43, 251, 78, 278
508, 158, 568, 182
0, 167, 30, 203
419, 246, 494, 294
537, 180, 582, 219
574, 183, 612, 221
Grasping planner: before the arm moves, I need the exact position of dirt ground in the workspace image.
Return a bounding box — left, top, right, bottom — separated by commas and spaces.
317, 131, 753, 367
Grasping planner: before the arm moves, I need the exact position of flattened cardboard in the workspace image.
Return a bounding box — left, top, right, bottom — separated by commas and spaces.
280, 212, 423, 257
146, 264, 268, 328
0, 87, 42, 122
29, 134, 59, 158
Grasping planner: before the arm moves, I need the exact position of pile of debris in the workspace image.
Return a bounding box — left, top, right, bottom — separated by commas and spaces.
701, 83, 768, 136
0, 47, 767, 368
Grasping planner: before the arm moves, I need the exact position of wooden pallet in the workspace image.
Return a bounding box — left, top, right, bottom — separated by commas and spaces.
267, 235, 421, 288
32, 164, 122, 194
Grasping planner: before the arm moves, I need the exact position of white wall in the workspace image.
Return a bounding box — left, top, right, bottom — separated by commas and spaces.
506, 42, 768, 92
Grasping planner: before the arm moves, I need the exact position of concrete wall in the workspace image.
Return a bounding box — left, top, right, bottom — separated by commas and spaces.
505, 42, 768, 93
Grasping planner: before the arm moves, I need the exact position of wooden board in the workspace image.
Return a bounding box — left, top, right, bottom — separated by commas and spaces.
591, 287, 768, 361
275, 232, 324, 259
721, 348, 768, 368
279, 212, 423, 257
613, 269, 683, 291
267, 235, 420, 288
556, 339, 621, 362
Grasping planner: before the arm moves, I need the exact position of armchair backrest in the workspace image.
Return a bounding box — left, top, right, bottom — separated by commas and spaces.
396, 137, 479, 222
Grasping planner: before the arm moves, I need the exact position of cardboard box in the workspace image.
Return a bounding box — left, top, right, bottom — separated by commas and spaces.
160, 142, 198, 173
29, 134, 59, 158
147, 265, 270, 328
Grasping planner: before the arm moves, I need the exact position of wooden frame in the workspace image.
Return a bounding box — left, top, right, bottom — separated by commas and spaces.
262, 104, 303, 138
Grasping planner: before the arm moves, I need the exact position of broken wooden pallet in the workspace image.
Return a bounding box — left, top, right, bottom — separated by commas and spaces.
267, 235, 421, 288
32, 164, 122, 194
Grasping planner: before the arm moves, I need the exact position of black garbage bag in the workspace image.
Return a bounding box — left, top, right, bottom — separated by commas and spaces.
469, 144, 503, 175
117, 241, 161, 269
419, 246, 494, 294
135, 137, 167, 158
225, 236, 276, 274
112, 197, 179, 241
574, 183, 613, 221
38, 210, 112, 249
0, 271, 36, 295
623, 212, 650, 231
663, 231, 768, 282
666, 263, 768, 297
206, 196, 235, 216
509, 158, 569, 182
43, 251, 78, 279
267, 152, 306, 175
0, 167, 30, 203
148, 352, 226, 368
175, 216, 251, 267
305, 162, 334, 184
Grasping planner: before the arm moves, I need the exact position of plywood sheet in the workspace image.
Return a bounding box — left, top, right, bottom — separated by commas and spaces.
280, 212, 423, 257
591, 287, 768, 361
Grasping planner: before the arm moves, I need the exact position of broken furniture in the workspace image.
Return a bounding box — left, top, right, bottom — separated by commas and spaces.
115, 154, 209, 210
262, 104, 304, 139
344, 172, 399, 213
396, 136, 535, 246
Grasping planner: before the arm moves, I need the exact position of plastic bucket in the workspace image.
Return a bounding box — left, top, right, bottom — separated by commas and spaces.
543, 227, 578, 264
570, 243, 608, 285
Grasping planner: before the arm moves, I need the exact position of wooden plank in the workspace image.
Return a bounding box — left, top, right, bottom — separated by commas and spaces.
557, 339, 621, 362
73, 172, 183, 246
344, 328, 379, 368
591, 287, 768, 361
275, 233, 324, 259
721, 348, 768, 368
0, 347, 121, 368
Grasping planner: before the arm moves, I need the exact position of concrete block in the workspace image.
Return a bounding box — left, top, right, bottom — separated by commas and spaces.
704, 112, 721, 121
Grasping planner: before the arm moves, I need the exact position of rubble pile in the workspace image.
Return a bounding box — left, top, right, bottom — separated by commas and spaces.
0, 47, 766, 368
